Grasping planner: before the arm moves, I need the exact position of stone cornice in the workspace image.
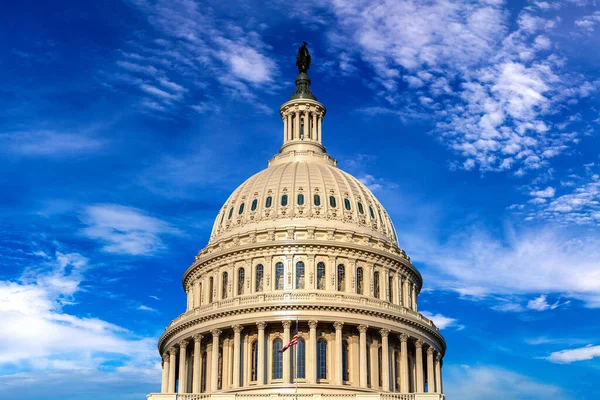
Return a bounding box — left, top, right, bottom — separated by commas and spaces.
157, 302, 446, 356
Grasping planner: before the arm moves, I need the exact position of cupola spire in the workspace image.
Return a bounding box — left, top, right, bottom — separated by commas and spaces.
279, 42, 327, 155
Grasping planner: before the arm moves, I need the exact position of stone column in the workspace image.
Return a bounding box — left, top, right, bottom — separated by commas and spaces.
211, 329, 222, 391
161, 353, 169, 393
415, 340, 424, 393
194, 280, 201, 308
232, 325, 243, 388
334, 321, 344, 385
312, 111, 317, 142
412, 283, 417, 311
222, 338, 230, 389
393, 273, 400, 305
403, 279, 410, 308
294, 111, 300, 140
308, 320, 318, 383
427, 347, 435, 393
257, 322, 266, 384
435, 353, 442, 393
317, 113, 322, 141
399, 334, 409, 393
283, 320, 292, 383
380, 329, 390, 391
192, 335, 203, 393
283, 113, 288, 143
358, 325, 368, 388
168, 346, 178, 393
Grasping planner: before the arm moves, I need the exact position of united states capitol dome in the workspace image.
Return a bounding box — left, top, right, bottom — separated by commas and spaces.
150, 42, 446, 400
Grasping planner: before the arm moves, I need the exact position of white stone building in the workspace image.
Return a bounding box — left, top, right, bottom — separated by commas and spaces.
147, 44, 446, 400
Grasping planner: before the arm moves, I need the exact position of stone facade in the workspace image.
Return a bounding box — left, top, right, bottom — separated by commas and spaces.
147, 51, 446, 400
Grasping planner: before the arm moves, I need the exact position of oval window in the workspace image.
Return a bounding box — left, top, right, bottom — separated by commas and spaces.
369, 206, 375, 219
314, 194, 321, 206
281, 194, 288, 206
344, 198, 351, 210
228, 207, 234, 219
297, 193, 304, 205
265, 196, 272, 208
358, 202, 364, 214
251, 199, 258, 211
238, 203, 245, 215
329, 196, 337, 208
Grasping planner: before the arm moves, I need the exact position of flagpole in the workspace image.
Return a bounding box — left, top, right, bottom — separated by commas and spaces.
295, 316, 298, 400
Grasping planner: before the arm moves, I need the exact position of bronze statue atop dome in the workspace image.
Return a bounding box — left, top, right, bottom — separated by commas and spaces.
296, 41, 311, 73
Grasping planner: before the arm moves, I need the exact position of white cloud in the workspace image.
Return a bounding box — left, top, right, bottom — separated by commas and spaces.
526, 294, 569, 311
0, 251, 158, 385
546, 344, 600, 363
81, 204, 179, 255
320, 0, 595, 174
444, 364, 567, 400
420, 311, 463, 330
530, 186, 556, 198
575, 11, 600, 33
402, 223, 600, 308
0, 131, 105, 156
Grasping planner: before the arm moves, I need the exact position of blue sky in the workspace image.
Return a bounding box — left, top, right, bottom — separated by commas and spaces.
1, 0, 599, 399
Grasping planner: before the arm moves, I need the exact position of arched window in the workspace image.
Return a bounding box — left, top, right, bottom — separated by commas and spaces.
369, 206, 375, 219
296, 261, 305, 289
408, 284, 413, 309
238, 203, 245, 215
297, 193, 304, 205
238, 268, 245, 295
358, 202, 364, 214
228, 207, 234, 219
388, 274, 393, 302
337, 264, 345, 291
255, 265, 264, 292
374, 271, 380, 298
265, 196, 272, 208
275, 262, 284, 290
399, 277, 404, 306
281, 194, 288, 206
222, 272, 228, 299
314, 194, 321, 206
209, 277, 214, 303
202, 351, 207, 392
344, 198, 351, 210
293, 338, 306, 379
317, 262, 326, 290
317, 339, 327, 379
356, 267, 364, 295
251, 341, 258, 381
251, 199, 258, 211
342, 340, 349, 382
329, 196, 337, 208
273, 338, 283, 379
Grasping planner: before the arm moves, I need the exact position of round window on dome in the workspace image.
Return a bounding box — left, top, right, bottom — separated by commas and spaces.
369, 206, 375, 219
228, 207, 234, 219
358, 202, 364, 214
329, 196, 337, 208
297, 193, 304, 205
314, 194, 321, 206
251, 199, 258, 211
344, 198, 351, 210
265, 196, 272, 208
238, 203, 245, 215
281, 194, 288, 206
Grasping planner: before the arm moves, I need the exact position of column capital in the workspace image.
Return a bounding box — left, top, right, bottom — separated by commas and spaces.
162, 353, 170, 362
399, 333, 409, 343
282, 320, 292, 329
435, 353, 442, 362
169, 346, 179, 355
192, 334, 203, 343
379, 328, 390, 338
427, 346, 434, 355
308, 320, 318, 329
333, 321, 344, 330
256, 321, 267, 330
211, 328, 222, 338
233, 324, 244, 333
415, 339, 424, 349
179, 339, 189, 348
358, 324, 368, 333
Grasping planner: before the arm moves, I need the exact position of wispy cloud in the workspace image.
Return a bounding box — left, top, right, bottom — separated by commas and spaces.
318, 0, 597, 174
420, 311, 464, 330
81, 204, 179, 256
546, 344, 600, 364
0, 131, 105, 156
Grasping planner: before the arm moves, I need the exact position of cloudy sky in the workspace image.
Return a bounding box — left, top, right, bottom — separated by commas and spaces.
1, 0, 600, 399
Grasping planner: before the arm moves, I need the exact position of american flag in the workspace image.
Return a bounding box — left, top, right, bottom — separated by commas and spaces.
279, 319, 299, 353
